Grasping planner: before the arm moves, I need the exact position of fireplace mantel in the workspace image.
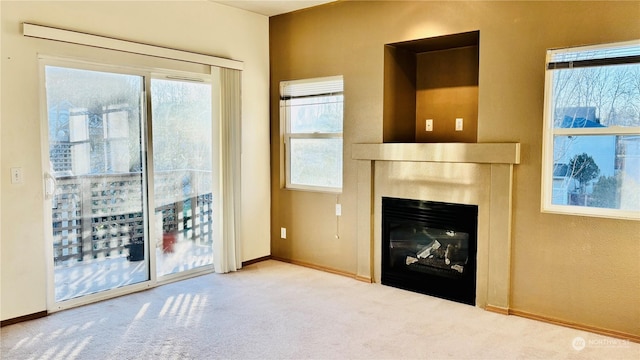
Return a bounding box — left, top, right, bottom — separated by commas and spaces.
352, 143, 520, 164
353, 142, 521, 313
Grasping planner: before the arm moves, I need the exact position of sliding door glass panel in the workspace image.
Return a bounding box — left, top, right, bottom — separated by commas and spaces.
45, 66, 148, 302
151, 78, 214, 277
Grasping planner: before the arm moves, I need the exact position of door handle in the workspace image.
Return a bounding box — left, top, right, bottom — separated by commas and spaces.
44, 172, 57, 200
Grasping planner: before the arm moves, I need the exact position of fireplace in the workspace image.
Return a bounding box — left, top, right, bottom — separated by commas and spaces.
382, 197, 478, 305
353, 142, 520, 310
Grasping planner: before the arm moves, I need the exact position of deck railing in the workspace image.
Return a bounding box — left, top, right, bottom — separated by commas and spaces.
51, 170, 213, 266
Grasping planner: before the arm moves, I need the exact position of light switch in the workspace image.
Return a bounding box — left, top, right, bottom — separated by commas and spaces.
10, 167, 23, 184
425, 119, 433, 132
280, 227, 287, 239
455, 118, 464, 131
336, 204, 342, 216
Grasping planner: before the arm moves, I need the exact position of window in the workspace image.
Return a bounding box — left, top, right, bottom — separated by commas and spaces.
541, 40, 640, 220
281, 76, 344, 192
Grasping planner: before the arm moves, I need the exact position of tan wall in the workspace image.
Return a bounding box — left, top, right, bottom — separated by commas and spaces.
1, 0, 271, 321
270, 1, 640, 336
415, 46, 478, 143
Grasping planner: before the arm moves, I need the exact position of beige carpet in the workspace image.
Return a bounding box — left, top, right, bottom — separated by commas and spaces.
1, 260, 638, 359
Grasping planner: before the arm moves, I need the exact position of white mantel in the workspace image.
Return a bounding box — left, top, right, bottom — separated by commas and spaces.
352, 142, 520, 312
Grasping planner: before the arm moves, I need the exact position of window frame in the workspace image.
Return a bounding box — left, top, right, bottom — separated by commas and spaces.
281, 76, 344, 193
541, 40, 640, 220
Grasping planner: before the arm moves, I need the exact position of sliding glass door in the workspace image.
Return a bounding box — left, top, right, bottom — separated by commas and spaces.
43, 61, 216, 308
44, 65, 149, 303
151, 77, 214, 277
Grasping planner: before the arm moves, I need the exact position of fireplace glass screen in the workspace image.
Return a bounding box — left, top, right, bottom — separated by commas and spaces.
382, 197, 478, 305
390, 225, 470, 279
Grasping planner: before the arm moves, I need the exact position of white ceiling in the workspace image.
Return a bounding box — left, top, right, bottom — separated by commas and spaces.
211, 0, 336, 17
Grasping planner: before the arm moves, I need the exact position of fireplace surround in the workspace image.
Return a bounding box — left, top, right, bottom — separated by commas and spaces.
353, 142, 520, 311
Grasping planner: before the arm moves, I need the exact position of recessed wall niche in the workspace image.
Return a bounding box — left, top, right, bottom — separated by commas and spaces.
383, 31, 479, 143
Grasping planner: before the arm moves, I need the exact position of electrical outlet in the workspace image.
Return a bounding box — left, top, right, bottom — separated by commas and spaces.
280, 227, 287, 239
335, 204, 342, 216
455, 118, 464, 131
425, 119, 433, 132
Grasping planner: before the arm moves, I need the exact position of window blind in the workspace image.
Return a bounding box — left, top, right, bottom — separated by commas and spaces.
280, 76, 343, 100
547, 40, 640, 70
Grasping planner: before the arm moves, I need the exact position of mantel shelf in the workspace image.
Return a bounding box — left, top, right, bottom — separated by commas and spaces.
352, 143, 520, 164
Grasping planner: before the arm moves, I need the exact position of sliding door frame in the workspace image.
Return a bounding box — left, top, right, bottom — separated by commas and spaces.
28, 22, 242, 313
40, 55, 220, 312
